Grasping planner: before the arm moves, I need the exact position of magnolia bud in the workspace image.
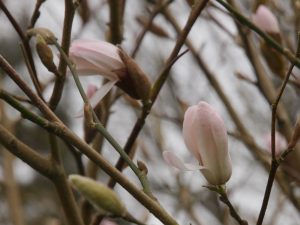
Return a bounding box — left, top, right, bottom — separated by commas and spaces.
69, 175, 126, 216
27, 28, 57, 44
36, 35, 58, 74
183, 102, 232, 185
252, 5, 286, 78
163, 102, 232, 185
252, 5, 280, 34
117, 48, 151, 101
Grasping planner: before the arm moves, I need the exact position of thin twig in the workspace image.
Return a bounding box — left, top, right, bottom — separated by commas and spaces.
28, 0, 46, 29
49, 0, 75, 110
53, 40, 155, 198
108, 0, 209, 189
215, 0, 300, 69
0, 94, 179, 225
219, 191, 248, 225
108, 49, 189, 188
206, 185, 248, 225
256, 33, 300, 225
0, 1, 43, 98
131, 0, 173, 58
0, 55, 59, 121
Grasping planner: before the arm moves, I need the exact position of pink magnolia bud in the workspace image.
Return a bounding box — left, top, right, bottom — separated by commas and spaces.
183, 102, 232, 185
264, 132, 287, 155
69, 39, 151, 102
252, 5, 280, 34
69, 39, 123, 81
163, 102, 232, 185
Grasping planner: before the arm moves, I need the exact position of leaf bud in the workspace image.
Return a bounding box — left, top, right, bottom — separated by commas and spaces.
27, 27, 57, 44
69, 175, 127, 216
36, 35, 58, 74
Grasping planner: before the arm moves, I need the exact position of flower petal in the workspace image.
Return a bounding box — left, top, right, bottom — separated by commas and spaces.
182, 101, 232, 185
89, 79, 118, 109
71, 39, 121, 62
252, 5, 280, 33
75, 79, 118, 117
71, 53, 119, 80
163, 151, 201, 171
70, 39, 123, 69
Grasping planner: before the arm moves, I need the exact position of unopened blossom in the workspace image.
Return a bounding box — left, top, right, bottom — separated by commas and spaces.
252, 5, 285, 78
264, 132, 287, 155
252, 5, 280, 34
69, 175, 127, 216
69, 39, 151, 107
164, 101, 232, 185
70, 39, 124, 79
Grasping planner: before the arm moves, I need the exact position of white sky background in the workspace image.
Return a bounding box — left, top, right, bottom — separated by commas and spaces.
1, 0, 300, 225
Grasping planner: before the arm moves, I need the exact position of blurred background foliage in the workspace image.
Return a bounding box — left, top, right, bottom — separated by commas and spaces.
1, 0, 300, 225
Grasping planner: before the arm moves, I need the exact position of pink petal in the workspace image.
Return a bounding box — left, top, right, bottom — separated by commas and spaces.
69, 39, 125, 81
70, 52, 119, 80
71, 47, 122, 71
182, 101, 232, 185
163, 151, 201, 171
75, 79, 118, 117
71, 39, 121, 62
86, 84, 98, 99
252, 5, 280, 33
89, 79, 118, 109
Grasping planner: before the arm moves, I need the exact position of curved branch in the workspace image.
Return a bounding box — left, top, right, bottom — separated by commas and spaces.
0, 124, 52, 177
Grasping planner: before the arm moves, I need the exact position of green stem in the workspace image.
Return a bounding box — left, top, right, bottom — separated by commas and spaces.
108, 0, 209, 189
218, 187, 248, 225
53, 40, 155, 197
0, 96, 179, 225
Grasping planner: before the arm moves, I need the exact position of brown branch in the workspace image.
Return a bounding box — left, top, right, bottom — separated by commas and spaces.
108, 0, 124, 44
2, 150, 25, 225
163, 3, 300, 214
131, 0, 173, 58
50, 170, 85, 225
0, 124, 53, 177
256, 35, 300, 225
49, 0, 76, 110
108, 0, 210, 189
219, 191, 248, 225
0, 86, 179, 225
28, 0, 46, 29
0, 55, 59, 121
